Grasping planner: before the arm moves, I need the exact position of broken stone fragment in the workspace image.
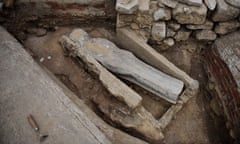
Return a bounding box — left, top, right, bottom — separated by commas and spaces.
204, 0, 216, 10
167, 28, 176, 37
172, 3, 207, 24
225, 0, 240, 8
186, 20, 214, 30
214, 20, 240, 35
138, 0, 150, 12
212, 0, 240, 22
116, 0, 139, 14
195, 30, 217, 41
94, 95, 164, 142
168, 22, 181, 31
174, 29, 192, 41
151, 22, 166, 41
153, 8, 171, 21
163, 38, 175, 47
177, 0, 203, 6
160, 0, 178, 8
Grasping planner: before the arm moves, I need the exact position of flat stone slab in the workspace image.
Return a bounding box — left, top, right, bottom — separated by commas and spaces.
67, 29, 184, 103
116, 28, 199, 91
177, 0, 203, 6
0, 26, 111, 144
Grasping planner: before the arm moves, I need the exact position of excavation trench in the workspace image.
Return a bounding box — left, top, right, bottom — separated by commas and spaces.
22, 27, 174, 142
0, 0, 236, 143
20, 26, 230, 144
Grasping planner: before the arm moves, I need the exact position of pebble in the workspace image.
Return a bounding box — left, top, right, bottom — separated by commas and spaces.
47, 56, 52, 60
163, 38, 175, 47
40, 57, 45, 63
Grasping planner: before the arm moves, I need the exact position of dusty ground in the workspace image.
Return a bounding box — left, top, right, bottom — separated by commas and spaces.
23, 27, 227, 144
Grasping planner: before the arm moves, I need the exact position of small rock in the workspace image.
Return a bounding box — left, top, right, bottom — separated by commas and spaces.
174, 29, 192, 41
177, 0, 203, 6
204, 0, 217, 10
36, 29, 47, 37
69, 29, 89, 44
135, 14, 153, 26
149, 1, 159, 14
153, 8, 171, 21
151, 22, 166, 41
186, 20, 214, 30
212, 0, 240, 22
167, 28, 176, 37
40, 57, 45, 63
116, 0, 139, 14
138, 0, 150, 12
225, 0, 240, 8
195, 30, 217, 41
214, 20, 240, 35
168, 22, 181, 31
173, 3, 207, 24
130, 23, 140, 30
161, 0, 178, 8
47, 56, 52, 60
163, 38, 175, 46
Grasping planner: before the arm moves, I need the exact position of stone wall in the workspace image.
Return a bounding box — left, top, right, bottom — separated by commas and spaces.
116, 0, 240, 49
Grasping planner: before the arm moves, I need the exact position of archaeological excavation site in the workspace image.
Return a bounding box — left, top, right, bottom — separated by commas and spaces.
0, 0, 240, 143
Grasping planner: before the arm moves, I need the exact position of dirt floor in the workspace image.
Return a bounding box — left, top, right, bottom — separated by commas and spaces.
23, 27, 229, 144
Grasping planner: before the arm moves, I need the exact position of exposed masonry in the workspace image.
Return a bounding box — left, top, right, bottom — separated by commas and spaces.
116, 0, 240, 49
